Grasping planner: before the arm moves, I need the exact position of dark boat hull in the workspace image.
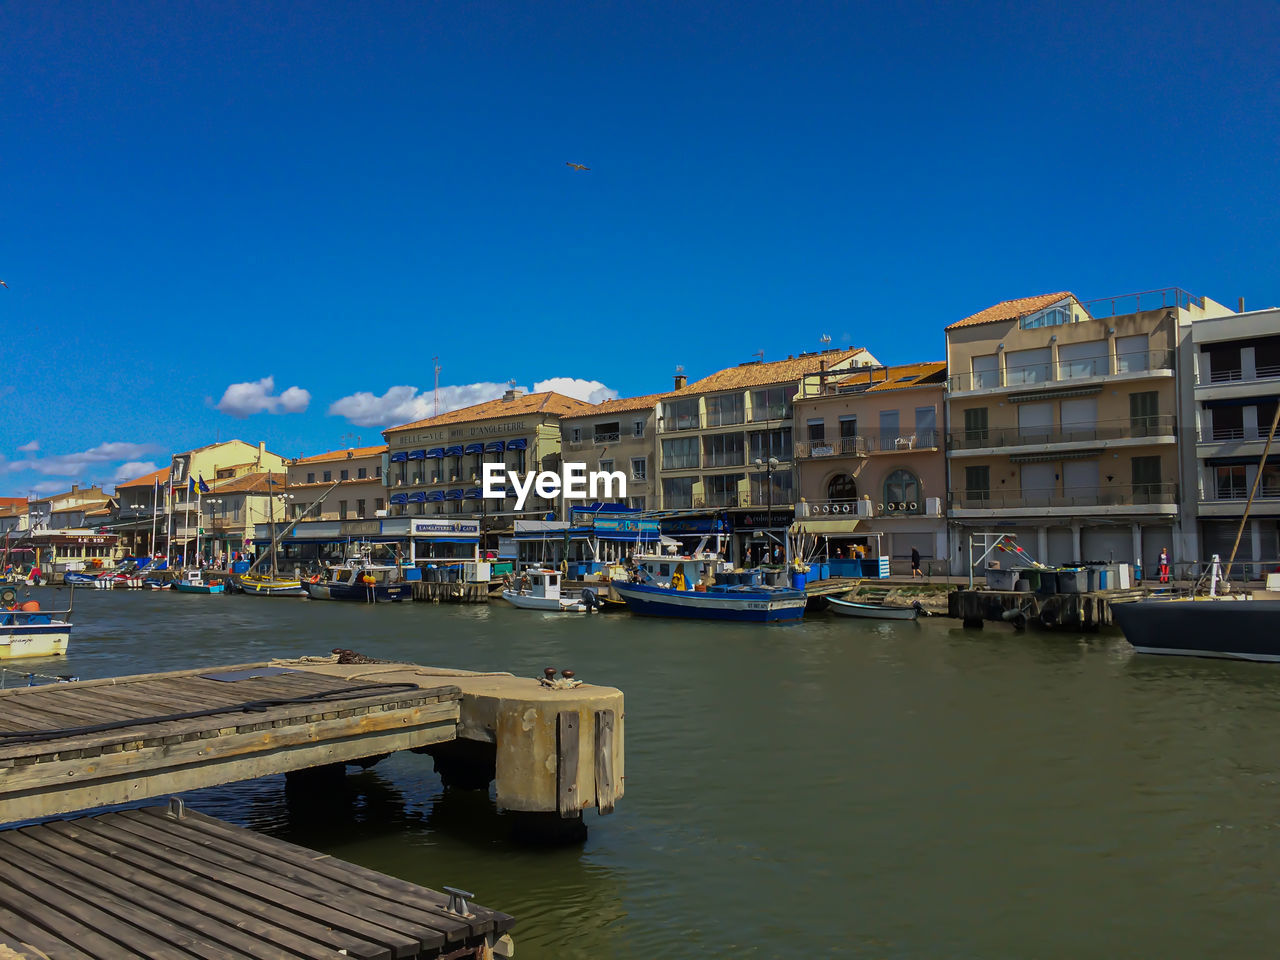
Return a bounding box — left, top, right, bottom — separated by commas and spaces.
1111, 598, 1280, 661
305, 581, 409, 602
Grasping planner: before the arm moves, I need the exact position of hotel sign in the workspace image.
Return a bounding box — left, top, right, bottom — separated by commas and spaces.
339, 521, 381, 537
395, 421, 530, 445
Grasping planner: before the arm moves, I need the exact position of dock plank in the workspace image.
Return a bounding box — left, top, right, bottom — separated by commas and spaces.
0, 908, 99, 960
139, 807, 499, 940
6, 827, 331, 960
46, 818, 386, 959
0, 868, 122, 959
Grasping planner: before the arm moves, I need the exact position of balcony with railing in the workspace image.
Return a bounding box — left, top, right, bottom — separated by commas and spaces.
948, 415, 1176, 453
693, 492, 740, 508
593, 432, 620, 444
948, 350, 1174, 393
795, 436, 870, 459
659, 413, 701, 433
1077, 287, 1204, 319
950, 482, 1179, 511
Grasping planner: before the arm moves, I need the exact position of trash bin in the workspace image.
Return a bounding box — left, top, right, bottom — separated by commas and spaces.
1057, 568, 1086, 593
791, 570, 807, 590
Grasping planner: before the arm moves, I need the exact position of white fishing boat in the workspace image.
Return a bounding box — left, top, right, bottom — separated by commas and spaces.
0, 587, 73, 659
502, 568, 596, 612
829, 596, 921, 621
610, 553, 807, 623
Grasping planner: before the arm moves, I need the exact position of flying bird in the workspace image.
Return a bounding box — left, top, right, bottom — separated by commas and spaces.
565, 162, 590, 171
0, 281, 7, 288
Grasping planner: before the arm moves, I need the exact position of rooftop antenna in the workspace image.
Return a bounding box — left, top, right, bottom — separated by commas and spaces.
675, 364, 684, 374
432, 356, 441, 416
340, 433, 361, 448
752, 350, 764, 362
820, 334, 831, 348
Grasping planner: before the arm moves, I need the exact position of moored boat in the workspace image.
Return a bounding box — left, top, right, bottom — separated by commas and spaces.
1111, 595, 1280, 661
501, 568, 596, 612
304, 556, 410, 602
828, 596, 921, 621
237, 574, 307, 597
611, 553, 806, 623
0, 592, 73, 659
173, 570, 226, 595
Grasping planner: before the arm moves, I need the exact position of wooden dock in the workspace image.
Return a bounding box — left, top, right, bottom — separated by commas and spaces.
0, 657, 624, 830
0, 800, 515, 959
409, 581, 492, 603
948, 587, 1152, 631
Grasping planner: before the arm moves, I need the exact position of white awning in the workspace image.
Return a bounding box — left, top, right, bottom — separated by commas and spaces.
789, 517, 861, 536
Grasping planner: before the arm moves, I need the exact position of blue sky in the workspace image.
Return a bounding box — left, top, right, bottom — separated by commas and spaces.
2, 0, 1277, 496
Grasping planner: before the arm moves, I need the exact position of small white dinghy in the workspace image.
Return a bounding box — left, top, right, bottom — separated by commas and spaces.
829, 596, 921, 621
502, 568, 597, 613
0, 586, 74, 659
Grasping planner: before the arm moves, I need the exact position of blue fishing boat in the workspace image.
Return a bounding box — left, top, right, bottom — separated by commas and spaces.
304, 554, 410, 603
611, 553, 807, 623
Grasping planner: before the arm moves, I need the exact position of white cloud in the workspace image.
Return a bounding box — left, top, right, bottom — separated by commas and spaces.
30, 480, 68, 495
532, 377, 618, 405
215, 376, 311, 418
329, 377, 619, 428
17, 440, 38, 453
5, 442, 159, 477
115, 461, 160, 483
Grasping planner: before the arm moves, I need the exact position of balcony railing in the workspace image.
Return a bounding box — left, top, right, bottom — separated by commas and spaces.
593, 432, 620, 444
660, 414, 701, 432
948, 415, 1175, 451
1197, 362, 1280, 385
1206, 484, 1280, 502
949, 350, 1174, 392
693, 492, 740, 508
1198, 425, 1280, 443
795, 437, 870, 459
749, 406, 791, 423
1078, 287, 1204, 319
952, 482, 1178, 510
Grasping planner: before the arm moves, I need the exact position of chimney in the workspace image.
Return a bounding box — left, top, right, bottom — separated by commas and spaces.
71, 483, 79, 493
258, 441, 266, 462
674, 373, 687, 390
1239, 297, 1245, 313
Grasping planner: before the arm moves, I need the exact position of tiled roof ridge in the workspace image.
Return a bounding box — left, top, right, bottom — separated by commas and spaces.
947, 291, 1075, 330
386, 391, 594, 433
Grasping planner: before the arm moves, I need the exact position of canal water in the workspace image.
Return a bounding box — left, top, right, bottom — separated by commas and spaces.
14, 586, 1280, 958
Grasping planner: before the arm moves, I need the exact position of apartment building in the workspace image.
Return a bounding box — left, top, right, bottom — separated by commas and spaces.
21, 484, 117, 573
382, 388, 592, 525
286, 445, 387, 522
202, 471, 288, 561
1188, 306, 1280, 576
945, 288, 1231, 573
559, 393, 669, 511
793, 361, 948, 571
655, 348, 878, 564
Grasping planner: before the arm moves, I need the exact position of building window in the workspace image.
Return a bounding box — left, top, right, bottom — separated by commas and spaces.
375, 497, 385, 511
599, 459, 614, 474
629, 496, 646, 510
963, 408, 988, 446
633, 420, 645, 437
704, 474, 742, 507
879, 410, 900, 451
357, 467, 367, 479
1116, 334, 1151, 373
747, 427, 792, 462
662, 477, 694, 509
1059, 340, 1108, 379
356, 499, 366, 517
914, 406, 937, 447
323, 470, 332, 482
665, 398, 700, 431
338, 500, 348, 519
662, 437, 700, 470
1130, 392, 1160, 436
883, 469, 921, 512
593, 421, 620, 443
1214, 465, 1246, 500
965, 465, 990, 503
706, 393, 745, 427
306, 472, 315, 483
807, 419, 825, 443
376, 464, 382, 478
1020, 304, 1076, 329
750, 387, 791, 422
703, 432, 745, 467
1211, 406, 1243, 442
339, 469, 348, 481
827, 475, 857, 501
1131, 456, 1163, 501
749, 468, 793, 506
1006, 347, 1052, 386
570, 427, 581, 444
971, 354, 999, 389
631, 458, 647, 481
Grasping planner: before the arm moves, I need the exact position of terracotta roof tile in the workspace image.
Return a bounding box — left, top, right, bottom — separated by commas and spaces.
679, 349, 871, 394
0, 497, 25, 511
117, 466, 171, 489
386, 392, 594, 433
291, 444, 388, 465
209, 472, 286, 494
840, 361, 948, 393
560, 392, 673, 419
946, 292, 1075, 331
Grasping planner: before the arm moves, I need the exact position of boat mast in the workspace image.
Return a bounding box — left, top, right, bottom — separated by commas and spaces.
1223, 401, 1280, 585
245, 480, 342, 578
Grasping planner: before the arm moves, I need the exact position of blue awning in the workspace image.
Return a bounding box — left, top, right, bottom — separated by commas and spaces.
426, 448, 445, 459
408, 449, 426, 460
484, 440, 506, 453
463, 443, 484, 455
389, 493, 409, 505
444, 445, 465, 457
408, 491, 427, 503
507, 438, 528, 450
444, 489, 464, 500
464, 488, 483, 499
426, 490, 445, 502
390, 452, 409, 463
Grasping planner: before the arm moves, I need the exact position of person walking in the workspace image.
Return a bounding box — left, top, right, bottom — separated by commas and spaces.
1159, 547, 1170, 583
911, 546, 923, 579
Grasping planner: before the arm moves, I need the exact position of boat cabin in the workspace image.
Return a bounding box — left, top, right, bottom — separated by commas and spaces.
511, 568, 564, 600
631, 554, 720, 590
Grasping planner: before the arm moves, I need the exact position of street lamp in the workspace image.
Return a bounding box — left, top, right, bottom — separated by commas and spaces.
754, 456, 779, 562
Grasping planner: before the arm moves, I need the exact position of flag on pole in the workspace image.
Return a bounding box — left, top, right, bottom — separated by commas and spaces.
188, 477, 196, 496
198, 476, 210, 494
